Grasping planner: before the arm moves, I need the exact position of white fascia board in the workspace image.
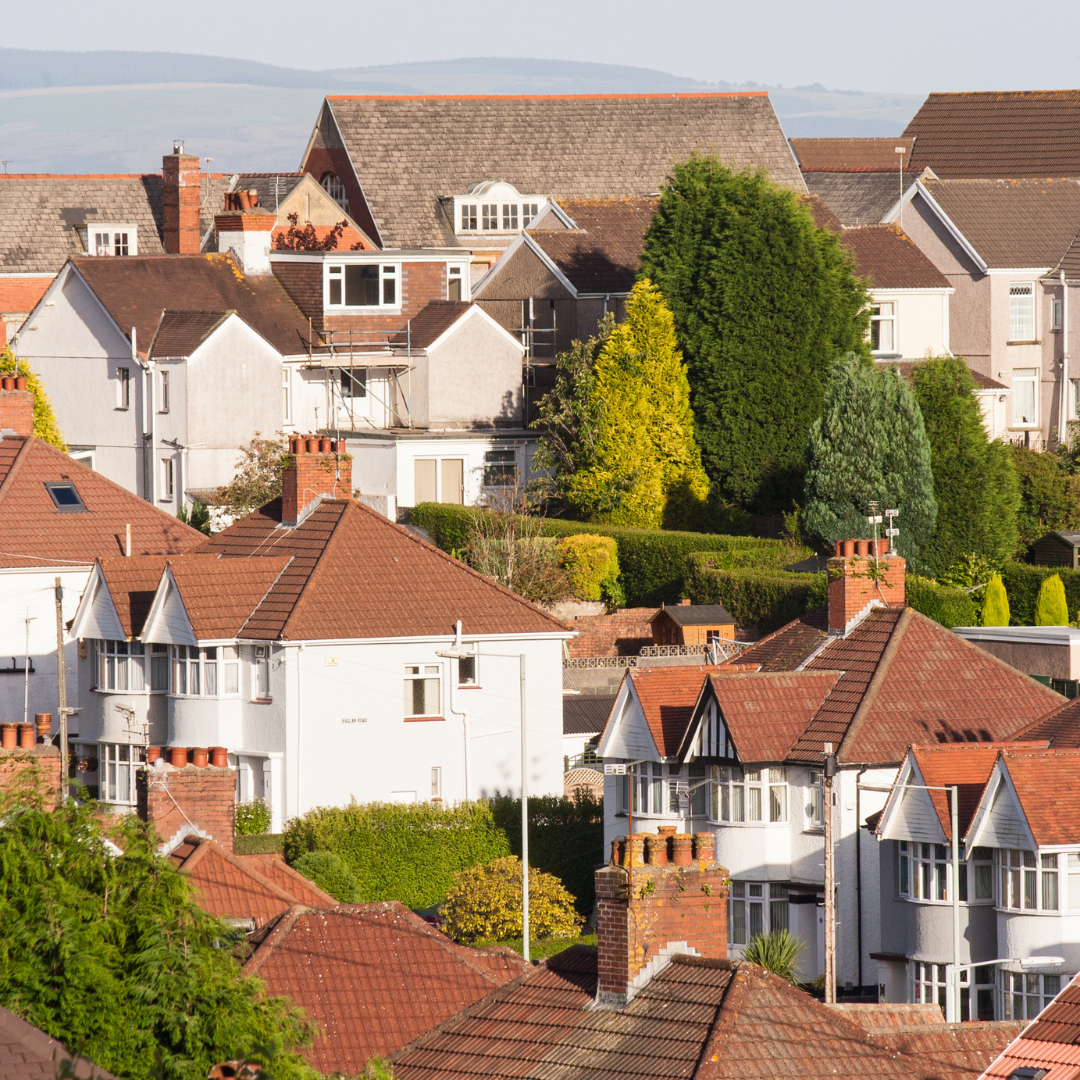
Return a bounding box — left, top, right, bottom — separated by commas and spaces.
965, 757, 1038, 852
473, 232, 579, 299
69, 562, 124, 641
986, 267, 1054, 275
425, 302, 526, 355
869, 287, 955, 295
186, 312, 282, 365
676, 677, 722, 763
470, 232, 529, 296
875, 756, 947, 844
521, 233, 579, 297
954, 625, 1080, 646
0, 272, 54, 280
0, 563, 93, 576
874, 754, 915, 839
541, 199, 578, 229
880, 180, 924, 225
245, 630, 573, 647
907, 182, 988, 274
139, 565, 197, 646
596, 673, 635, 759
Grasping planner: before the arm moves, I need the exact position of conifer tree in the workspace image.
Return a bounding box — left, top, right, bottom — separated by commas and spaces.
566, 280, 709, 528
639, 157, 869, 512
803, 356, 937, 559
1035, 574, 1069, 626
982, 574, 1010, 626
0, 347, 66, 449
912, 357, 1020, 577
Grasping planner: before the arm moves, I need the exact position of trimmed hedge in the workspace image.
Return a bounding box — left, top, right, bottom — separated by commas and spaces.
1001, 562, 1080, 626
684, 556, 827, 634
905, 575, 979, 628
283, 800, 511, 910
489, 792, 604, 915
291, 851, 360, 902
409, 502, 807, 606
233, 833, 284, 855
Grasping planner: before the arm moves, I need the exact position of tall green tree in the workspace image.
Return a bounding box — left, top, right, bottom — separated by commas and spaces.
1008, 443, 1080, 548
208, 433, 289, 519
983, 574, 1010, 626
803, 356, 937, 560
0, 784, 316, 1080
0, 347, 66, 449
639, 157, 870, 512
911, 357, 1020, 577
566, 280, 709, 528
1035, 574, 1069, 626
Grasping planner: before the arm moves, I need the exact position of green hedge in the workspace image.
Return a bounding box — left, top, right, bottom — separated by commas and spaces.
489, 792, 604, 915
685, 556, 827, 634
282, 800, 510, 910
233, 833, 284, 855
906, 575, 980, 628
1000, 562, 1080, 626
409, 503, 807, 606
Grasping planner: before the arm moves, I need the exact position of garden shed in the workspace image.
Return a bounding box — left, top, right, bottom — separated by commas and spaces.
650, 601, 736, 646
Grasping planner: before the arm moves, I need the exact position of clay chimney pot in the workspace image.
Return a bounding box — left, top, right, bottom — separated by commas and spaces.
191, 747, 209, 768
842, 539, 855, 557
671, 834, 693, 867
168, 746, 188, 768
0, 725, 15, 751
17, 724, 34, 750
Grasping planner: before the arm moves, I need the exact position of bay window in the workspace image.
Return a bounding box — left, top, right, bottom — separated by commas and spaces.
170, 645, 238, 697
632, 762, 665, 815
729, 881, 790, 945
1004, 972, 1061, 1020
714, 765, 788, 823
100, 742, 145, 805
98, 640, 146, 691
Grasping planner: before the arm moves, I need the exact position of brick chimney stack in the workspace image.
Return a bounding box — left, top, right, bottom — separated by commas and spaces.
595, 828, 729, 1007
828, 539, 905, 637
216, 189, 276, 275
136, 750, 235, 853
162, 142, 201, 254
0, 375, 33, 437
281, 436, 352, 526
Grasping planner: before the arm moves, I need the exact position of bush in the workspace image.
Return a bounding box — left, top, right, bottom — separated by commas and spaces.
283, 800, 510, 910
410, 502, 481, 554
440, 856, 583, 944
291, 851, 359, 902
1036, 574, 1069, 626
559, 534, 621, 602
982, 574, 1010, 626
685, 556, 827, 633
1009, 444, 1080, 549
234, 799, 272, 836
1001, 562, 1080, 625
905, 575, 979, 628
233, 833, 284, 856
489, 792, 604, 914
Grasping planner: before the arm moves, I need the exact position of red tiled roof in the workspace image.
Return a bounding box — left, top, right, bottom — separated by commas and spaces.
708, 670, 842, 762
1000, 748, 1080, 846
841, 224, 952, 289
904, 90, 1080, 179
0, 1005, 118, 1080
1009, 694, 1080, 748
628, 666, 719, 757
243, 903, 528, 1074
392, 950, 1016, 1080
726, 603, 829, 672
791, 137, 916, 172
169, 836, 337, 928
981, 972, 1080, 1079
0, 437, 203, 570
98, 555, 174, 638
909, 743, 1014, 838
165, 554, 292, 638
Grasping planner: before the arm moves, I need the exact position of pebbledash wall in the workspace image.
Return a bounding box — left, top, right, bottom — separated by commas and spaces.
76, 631, 566, 833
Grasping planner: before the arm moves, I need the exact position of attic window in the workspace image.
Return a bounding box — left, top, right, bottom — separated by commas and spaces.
86, 225, 138, 257
45, 482, 86, 513
320, 173, 348, 211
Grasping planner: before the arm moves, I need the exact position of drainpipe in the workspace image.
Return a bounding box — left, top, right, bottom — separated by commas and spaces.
145, 359, 157, 505
295, 643, 304, 817
1063, 270, 1071, 447
855, 766, 867, 992
444, 620, 470, 800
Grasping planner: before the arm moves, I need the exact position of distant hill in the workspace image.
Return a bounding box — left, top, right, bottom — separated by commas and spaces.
0, 49, 924, 174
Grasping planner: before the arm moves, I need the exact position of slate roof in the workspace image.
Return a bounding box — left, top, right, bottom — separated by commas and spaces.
904, 90, 1080, 179
981, 972, 1080, 1080
169, 835, 337, 928
841, 225, 951, 289
922, 178, 1080, 268
98, 497, 568, 642
791, 137, 916, 172
652, 603, 736, 627
0, 1005, 117, 1080
243, 903, 528, 1075
802, 171, 920, 226
0, 436, 204, 569
69, 254, 312, 357
148, 310, 231, 358
392, 949, 1018, 1080
627, 666, 719, 757
320, 94, 805, 249
0, 173, 229, 274
563, 695, 615, 736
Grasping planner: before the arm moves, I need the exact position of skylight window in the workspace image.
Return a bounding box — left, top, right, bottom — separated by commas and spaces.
45, 482, 87, 513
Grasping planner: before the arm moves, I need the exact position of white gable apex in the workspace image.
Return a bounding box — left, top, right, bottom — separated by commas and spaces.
140, 568, 197, 646
69, 564, 126, 641
876, 758, 948, 845
597, 676, 661, 761
967, 762, 1037, 852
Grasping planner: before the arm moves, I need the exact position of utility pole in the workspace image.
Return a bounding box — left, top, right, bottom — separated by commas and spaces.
54, 579, 68, 801
824, 742, 838, 1004
950, 784, 961, 1021
520, 653, 530, 963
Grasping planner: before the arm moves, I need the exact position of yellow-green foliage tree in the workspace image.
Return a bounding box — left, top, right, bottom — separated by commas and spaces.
558, 533, 622, 603
441, 856, 583, 944
0, 347, 66, 449
1036, 574, 1069, 626
567, 280, 709, 528
982, 574, 1010, 627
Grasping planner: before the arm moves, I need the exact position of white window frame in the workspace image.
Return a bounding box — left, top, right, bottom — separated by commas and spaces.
913, 961, 995, 1021
712, 765, 788, 824
1009, 282, 1037, 343
253, 645, 271, 701
728, 881, 790, 945
1052, 296, 1064, 331
320, 173, 348, 211
325, 262, 400, 310
159, 369, 170, 413
460, 204, 478, 231
88, 224, 138, 257
160, 458, 174, 500
869, 302, 897, 354
97, 639, 147, 693
431, 766, 442, 800
169, 644, 238, 698
1003, 970, 1063, 1021
807, 769, 824, 831
282, 366, 292, 425
99, 742, 146, 805
448, 264, 464, 301
897, 841, 992, 904
116, 366, 130, 410
404, 663, 442, 718
997, 848, 1073, 912
1011, 367, 1039, 427
483, 448, 517, 488
456, 643, 479, 688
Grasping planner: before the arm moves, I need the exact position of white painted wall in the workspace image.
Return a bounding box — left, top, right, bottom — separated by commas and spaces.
871, 288, 950, 359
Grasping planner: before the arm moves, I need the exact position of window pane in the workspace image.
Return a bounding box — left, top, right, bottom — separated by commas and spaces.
345, 264, 379, 306
899, 850, 909, 894
329, 277, 342, 305
975, 863, 993, 900
1069, 873, 1080, 909
730, 899, 746, 944
770, 784, 786, 822
732, 785, 744, 822
1025, 869, 1037, 909
770, 898, 789, 933
748, 786, 761, 821
204, 661, 217, 697
1043, 870, 1059, 910
409, 679, 424, 715
224, 663, 239, 694
748, 902, 763, 939
383, 274, 396, 305
458, 655, 476, 684
151, 654, 168, 692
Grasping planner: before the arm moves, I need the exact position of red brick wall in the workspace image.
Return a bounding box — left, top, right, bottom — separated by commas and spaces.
595, 848, 728, 1002
162, 153, 201, 254
303, 146, 382, 246
137, 763, 235, 852
827, 551, 906, 634
0, 387, 34, 437
565, 608, 658, 658
0, 746, 62, 809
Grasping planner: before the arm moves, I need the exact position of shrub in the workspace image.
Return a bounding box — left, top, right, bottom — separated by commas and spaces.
1001, 562, 1080, 625
489, 792, 604, 914
234, 798, 272, 836
233, 833, 284, 856
685, 556, 827, 633
743, 929, 808, 984
0, 348, 67, 450
1009, 444, 1080, 549
905, 575, 979, 628
283, 800, 510, 910
291, 851, 359, 902
1036, 574, 1069, 626
440, 856, 583, 944
410, 502, 481, 553
559, 534, 621, 602
983, 574, 1010, 627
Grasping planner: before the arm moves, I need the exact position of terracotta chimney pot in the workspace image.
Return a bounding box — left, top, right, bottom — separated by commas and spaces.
0, 724, 15, 751
191, 747, 209, 768
693, 834, 716, 863
168, 746, 188, 768
842, 539, 855, 557
146, 746, 162, 764
645, 833, 669, 866
17, 724, 34, 750
210, 746, 228, 768
671, 834, 693, 867
34, 713, 52, 741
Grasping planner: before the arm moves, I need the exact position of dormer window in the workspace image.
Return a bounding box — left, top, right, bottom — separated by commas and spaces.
325, 261, 399, 309
461, 205, 477, 231
454, 182, 547, 235
84, 225, 137, 257
321, 172, 348, 211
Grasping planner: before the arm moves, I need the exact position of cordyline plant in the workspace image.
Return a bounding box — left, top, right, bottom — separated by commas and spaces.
742, 929, 808, 984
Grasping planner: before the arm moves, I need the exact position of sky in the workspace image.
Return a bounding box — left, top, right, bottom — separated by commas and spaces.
5, 0, 1080, 94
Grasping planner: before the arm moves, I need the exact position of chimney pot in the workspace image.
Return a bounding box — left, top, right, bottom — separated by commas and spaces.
842, 539, 855, 557
146, 746, 162, 764
855, 539, 868, 556
644, 833, 668, 867
168, 746, 188, 768
191, 747, 209, 768
671, 834, 693, 866
679, 598, 691, 606
14, 376, 26, 391
305, 437, 320, 454
835, 540, 843, 557
319, 437, 332, 453
17, 724, 34, 750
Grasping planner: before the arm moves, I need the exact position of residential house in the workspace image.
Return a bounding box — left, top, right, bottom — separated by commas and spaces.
597, 543, 1063, 995
0, 383, 203, 733
875, 743, 1080, 1022
68, 444, 570, 827
0, 1005, 118, 1080
885, 177, 1080, 445
0, 144, 230, 340
243, 903, 528, 1075
299, 93, 806, 281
